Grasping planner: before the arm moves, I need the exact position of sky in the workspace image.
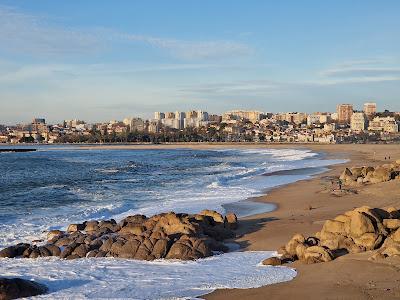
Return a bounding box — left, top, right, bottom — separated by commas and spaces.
0, 0, 400, 124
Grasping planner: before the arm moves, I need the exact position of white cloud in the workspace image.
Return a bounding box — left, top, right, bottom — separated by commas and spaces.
0, 5, 252, 60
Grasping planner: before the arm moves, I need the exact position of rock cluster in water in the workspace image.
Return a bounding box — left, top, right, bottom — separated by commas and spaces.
339, 160, 400, 186
263, 206, 400, 265
0, 277, 48, 300
0, 210, 238, 261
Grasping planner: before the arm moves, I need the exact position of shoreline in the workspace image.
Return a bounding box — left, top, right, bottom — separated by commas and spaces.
205, 144, 400, 299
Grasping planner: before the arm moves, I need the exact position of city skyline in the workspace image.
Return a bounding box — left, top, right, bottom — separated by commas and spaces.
1, 1, 400, 123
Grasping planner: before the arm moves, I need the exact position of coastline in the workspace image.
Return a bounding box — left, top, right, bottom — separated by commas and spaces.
206, 144, 400, 300
3, 143, 400, 298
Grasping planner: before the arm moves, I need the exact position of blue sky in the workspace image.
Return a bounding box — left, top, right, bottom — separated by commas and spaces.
0, 1, 399, 124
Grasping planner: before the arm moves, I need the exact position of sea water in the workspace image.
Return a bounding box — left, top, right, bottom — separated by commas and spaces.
0, 146, 344, 299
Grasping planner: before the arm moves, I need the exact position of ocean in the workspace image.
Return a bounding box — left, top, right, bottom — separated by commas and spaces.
0, 146, 344, 299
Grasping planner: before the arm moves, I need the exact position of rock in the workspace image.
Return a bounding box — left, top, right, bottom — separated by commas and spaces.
99, 237, 114, 252
353, 233, 383, 250
72, 244, 90, 258
224, 213, 238, 230
38, 246, 52, 257
349, 212, 376, 238
350, 167, 364, 178
295, 243, 307, 260
86, 250, 99, 258
166, 241, 193, 260
285, 234, 305, 257
199, 210, 224, 223
119, 225, 145, 235
262, 257, 282, 266
109, 240, 126, 257
361, 166, 375, 177
134, 239, 154, 260
47, 230, 64, 241
392, 228, 400, 242
369, 252, 386, 261
322, 220, 346, 234
119, 240, 141, 259
369, 167, 392, 183
29, 249, 41, 259
0, 247, 17, 259
0, 244, 30, 258
67, 223, 85, 233
151, 239, 170, 259
303, 246, 333, 264
381, 245, 400, 257
0, 278, 48, 300
54, 236, 73, 247
99, 221, 120, 232
202, 225, 234, 241
383, 219, 400, 230
84, 221, 99, 232
60, 243, 77, 259
120, 215, 147, 227
387, 207, 400, 219
305, 236, 319, 246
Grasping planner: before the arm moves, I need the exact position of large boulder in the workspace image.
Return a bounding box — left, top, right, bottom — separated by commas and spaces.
303, 246, 333, 264
347, 212, 376, 238
224, 213, 238, 230
262, 257, 282, 266
369, 167, 392, 183
67, 223, 85, 233
285, 234, 305, 257
0, 278, 48, 300
0, 244, 30, 258
199, 210, 224, 223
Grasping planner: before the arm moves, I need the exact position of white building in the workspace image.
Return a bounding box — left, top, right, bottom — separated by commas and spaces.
368, 116, 398, 133
123, 118, 145, 132
350, 112, 367, 132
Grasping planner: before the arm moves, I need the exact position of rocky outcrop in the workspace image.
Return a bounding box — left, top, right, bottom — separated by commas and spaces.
339, 162, 400, 186
0, 278, 48, 300
0, 210, 238, 261
270, 206, 400, 264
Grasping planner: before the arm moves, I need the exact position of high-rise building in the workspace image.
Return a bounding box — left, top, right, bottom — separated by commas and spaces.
175, 111, 186, 129
165, 112, 175, 119
363, 102, 377, 117
350, 112, 367, 132
336, 104, 353, 124
222, 110, 262, 123
154, 112, 165, 120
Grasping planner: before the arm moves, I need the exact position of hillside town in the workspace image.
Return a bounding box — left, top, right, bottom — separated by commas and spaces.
1, 102, 399, 144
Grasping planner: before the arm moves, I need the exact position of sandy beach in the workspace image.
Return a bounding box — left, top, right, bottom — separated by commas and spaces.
54, 142, 400, 299
202, 144, 400, 300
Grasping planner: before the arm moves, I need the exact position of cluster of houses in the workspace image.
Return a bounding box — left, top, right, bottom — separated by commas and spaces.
1, 103, 399, 144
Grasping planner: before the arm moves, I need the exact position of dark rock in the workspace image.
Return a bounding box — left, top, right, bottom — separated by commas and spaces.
38, 246, 52, 257
72, 244, 90, 258
0, 244, 30, 258
60, 243, 77, 259
67, 223, 85, 232
119, 240, 141, 259
43, 244, 61, 257
0, 277, 48, 300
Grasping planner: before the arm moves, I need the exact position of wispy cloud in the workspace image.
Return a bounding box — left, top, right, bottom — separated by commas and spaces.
0, 5, 252, 60
316, 59, 400, 85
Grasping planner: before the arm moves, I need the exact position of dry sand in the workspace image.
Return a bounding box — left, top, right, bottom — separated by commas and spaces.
205, 144, 400, 300
52, 143, 400, 299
